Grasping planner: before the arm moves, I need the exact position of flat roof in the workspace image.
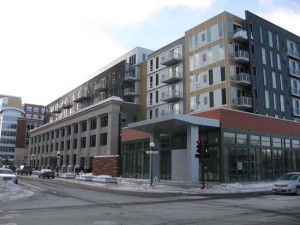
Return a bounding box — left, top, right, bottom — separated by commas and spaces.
128, 114, 219, 134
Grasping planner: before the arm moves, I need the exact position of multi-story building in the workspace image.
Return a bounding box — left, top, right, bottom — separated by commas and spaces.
0, 94, 24, 164
122, 11, 300, 183
14, 104, 45, 167
29, 47, 153, 174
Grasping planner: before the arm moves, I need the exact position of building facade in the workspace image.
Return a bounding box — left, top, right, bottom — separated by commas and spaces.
29, 47, 153, 172
0, 94, 24, 164
121, 11, 300, 183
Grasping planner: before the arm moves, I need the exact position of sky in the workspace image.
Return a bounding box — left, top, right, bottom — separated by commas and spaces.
1, 0, 300, 105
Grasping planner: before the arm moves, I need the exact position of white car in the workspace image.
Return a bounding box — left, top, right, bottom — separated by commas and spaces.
0, 168, 18, 184
272, 172, 300, 195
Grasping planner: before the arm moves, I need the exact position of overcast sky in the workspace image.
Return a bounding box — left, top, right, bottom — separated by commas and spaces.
1, 0, 300, 105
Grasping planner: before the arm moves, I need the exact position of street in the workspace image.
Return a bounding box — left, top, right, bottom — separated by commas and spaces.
0, 176, 299, 225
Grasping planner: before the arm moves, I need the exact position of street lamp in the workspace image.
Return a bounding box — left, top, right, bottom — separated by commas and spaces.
146, 141, 158, 187
31, 154, 34, 168
56, 151, 61, 177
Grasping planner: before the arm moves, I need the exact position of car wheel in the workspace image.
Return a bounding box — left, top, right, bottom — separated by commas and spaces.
296, 186, 300, 196
14, 180, 18, 184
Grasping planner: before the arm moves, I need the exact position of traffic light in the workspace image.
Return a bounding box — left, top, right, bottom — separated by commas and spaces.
203, 139, 210, 158
195, 139, 202, 158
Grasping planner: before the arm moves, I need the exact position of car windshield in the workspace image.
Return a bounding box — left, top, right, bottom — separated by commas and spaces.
0, 169, 14, 174
278, 173, 300, 180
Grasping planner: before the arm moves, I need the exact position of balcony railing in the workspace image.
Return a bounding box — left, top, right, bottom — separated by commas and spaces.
94, 82, 106, 92
161, 90, 182, 103
287, 48, 299, 59
73, 91, 89, 103
236, 96, 252, 108
124, 88, 138, 96
289, 67, 300, 78
160, 52, 182, 66
293, 107, 300, 117
51, 106, 62, 114
233, 28, 248, 42
291, 87, 300, 97
234, 50, 249, 64
161, 108, 180, 117
160, 71, 182, 84
125, 72, 137, 82
235, 72, 251, 85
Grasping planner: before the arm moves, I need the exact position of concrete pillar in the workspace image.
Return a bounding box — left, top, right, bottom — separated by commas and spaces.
96, 116, 101, 155
68, 124, 75, 172
75, 122, 82, 172
187, 125, 199, 182
85, 119, 91, 172
62, 126, 68, 172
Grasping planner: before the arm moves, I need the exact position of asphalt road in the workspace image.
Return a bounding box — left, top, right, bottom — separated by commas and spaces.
0, 176, 299, 225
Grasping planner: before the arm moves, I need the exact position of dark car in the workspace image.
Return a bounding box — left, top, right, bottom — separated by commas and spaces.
2, 165, 16, 172
38, 169, 55, 179
16, 165, 33, 175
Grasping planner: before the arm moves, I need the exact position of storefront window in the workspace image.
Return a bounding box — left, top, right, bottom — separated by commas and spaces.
237, 134, 247, 145
224, 132, 235, 143
261, 136, 271, 147
250, 135, 260, 146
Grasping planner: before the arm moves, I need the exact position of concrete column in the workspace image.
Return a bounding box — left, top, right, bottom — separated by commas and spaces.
62, 126, 68, 172
187, 125, 199, 182
68, 124, 75, 172
96, 116, 101, 155
75, 122, 82, 171
107, 111, 120, 155
150, 131, 160, 182
85, 119, 91, 172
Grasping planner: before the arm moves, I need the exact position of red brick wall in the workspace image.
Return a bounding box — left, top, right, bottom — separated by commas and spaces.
93, 155, 119, 177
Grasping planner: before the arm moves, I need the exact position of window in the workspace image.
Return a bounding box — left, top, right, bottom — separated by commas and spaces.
101, 115, 108, 127
273, 93, 277, 110
74, 124, 78, 134
67, 140, 70, 150
202, 33, 205, 42
250, 135, 260, 146
280, 74, 283, 90
209, 91, 214, 108
203, 74, 207, 83
276, 34, 280, 50
202, 53, 206, 62
276, 54, 281, 70
221, 66, 225, 82
80, 137, 86, 148
155, 91, 159, 103
33, 107, 39, 113
155, 57, 159, 69
73, 138, 77, 149
150, 59, 153, 71
149, 110, 152, 119
27, 106, 33, 112
272, 71, 277, 89
121, 113, 127, 123
149, 93, 153, 105
207, 27, 211, 42
100, 133, 107, 146
270, 51, 273, 67
261, 47, 266, 65
268, 30, 273, 47
280, 94, 285, 112
150, 76, 153, 88
67, 126, 71, 135
265, 90, 270, 109
90, 118, 97, 130
222, 88, 226, 105
90, 135, 96, 147
156, 73, 159, 86
260, 27, 263, 43
263, 69, 267, 86
209, 69, 213, 85
81, 121, 87, 132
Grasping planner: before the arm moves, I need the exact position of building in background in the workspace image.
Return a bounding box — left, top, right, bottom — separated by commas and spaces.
14, 104, 45, 168
29, 47, 153, 174
0, 94, 24, 166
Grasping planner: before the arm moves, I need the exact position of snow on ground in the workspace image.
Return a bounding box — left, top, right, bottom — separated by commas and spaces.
0, 175, 274, 202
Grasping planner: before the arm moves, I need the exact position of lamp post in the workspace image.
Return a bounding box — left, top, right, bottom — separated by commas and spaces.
31, 154, 34, 168
146, 141, 158, 187
56, 151, 61, 177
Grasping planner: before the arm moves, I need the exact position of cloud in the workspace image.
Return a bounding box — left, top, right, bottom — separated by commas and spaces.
259, 7, 300, 36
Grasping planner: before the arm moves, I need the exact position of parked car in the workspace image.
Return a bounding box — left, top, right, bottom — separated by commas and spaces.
272, 172, 300, 195
2, 165, 16, 172
0, 168, 18, 184
16, 165, 32, 175
38, 169, 55, 179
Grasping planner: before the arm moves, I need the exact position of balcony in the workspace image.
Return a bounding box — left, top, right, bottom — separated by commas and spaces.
73, 91, 89, 103
51, 106, 62, 114
293, 107, 300, 117
94, 82, 106, 92
237, 96, 252, 108
234, 50, 249, 64
235, 72, 251, 85
160, 52, 182, 66
124, 88, 138, 97
160, 71, 182, 84
161, 90, 182, 103
287, 48, 299, 59
289, 67, 300, 78
60, 102, 72, 109
291, 87, 300, 97
161, 108, 180, 117
233, 28, 248, 43
125, 71, 137, 82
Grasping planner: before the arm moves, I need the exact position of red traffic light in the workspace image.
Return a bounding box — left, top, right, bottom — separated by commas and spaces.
196, 139, 201, 144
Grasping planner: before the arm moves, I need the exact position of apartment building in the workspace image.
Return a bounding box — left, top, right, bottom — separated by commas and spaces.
14, 104, 45, 167
0, 95, 24, 163
122, 11, 300, 183
29, 47, 153, 174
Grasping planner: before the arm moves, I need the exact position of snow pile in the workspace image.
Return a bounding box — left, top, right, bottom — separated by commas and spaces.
0, 180, 34, 201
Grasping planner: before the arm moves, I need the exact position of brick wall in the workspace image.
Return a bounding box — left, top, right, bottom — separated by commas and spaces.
93, 155, 119, 177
